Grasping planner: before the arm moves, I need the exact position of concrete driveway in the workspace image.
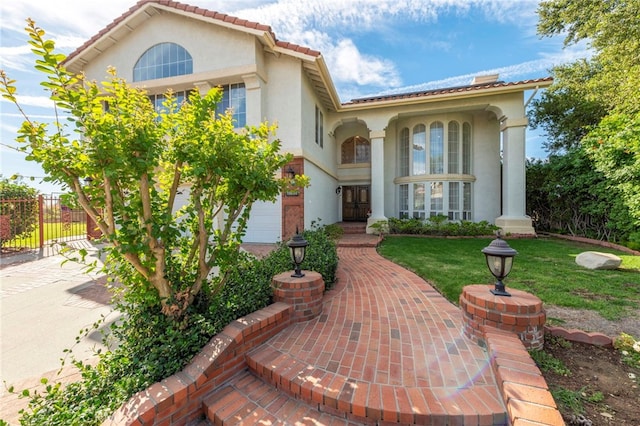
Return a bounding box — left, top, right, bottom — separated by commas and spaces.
0, 241, 116, 424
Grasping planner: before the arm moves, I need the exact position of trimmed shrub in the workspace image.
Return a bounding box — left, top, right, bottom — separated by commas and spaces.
387, 216, 498, 237
261, 221, 340, 289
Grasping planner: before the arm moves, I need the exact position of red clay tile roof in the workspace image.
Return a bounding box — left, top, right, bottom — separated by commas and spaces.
64, 0, 320, 65
343, 77, 554, 105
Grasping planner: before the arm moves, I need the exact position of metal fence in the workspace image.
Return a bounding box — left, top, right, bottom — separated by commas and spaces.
0, 195, 93, 255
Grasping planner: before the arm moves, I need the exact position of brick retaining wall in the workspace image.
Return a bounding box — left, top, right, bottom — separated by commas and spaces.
102, 302, 294, 426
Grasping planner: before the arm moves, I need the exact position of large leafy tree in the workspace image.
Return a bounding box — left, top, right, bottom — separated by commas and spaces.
532, 0, 640, 229
0, 20, 302, 318
526, 151, 634, 240
538, 0, 640, 115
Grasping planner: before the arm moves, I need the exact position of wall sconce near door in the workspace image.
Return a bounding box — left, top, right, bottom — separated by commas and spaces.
286, 166, 296, 180
335, 186, 342, 195
285, 165, 299, 197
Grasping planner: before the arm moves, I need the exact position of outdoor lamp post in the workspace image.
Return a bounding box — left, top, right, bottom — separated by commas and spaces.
482, 232, 518, 297
287, 227, 308, 278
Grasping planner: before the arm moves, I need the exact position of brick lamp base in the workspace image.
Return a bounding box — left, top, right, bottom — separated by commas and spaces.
460, 284, 546, 350
272, 271, 324, 322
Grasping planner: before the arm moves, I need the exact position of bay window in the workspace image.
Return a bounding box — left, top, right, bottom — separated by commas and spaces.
397, 119, 473, 220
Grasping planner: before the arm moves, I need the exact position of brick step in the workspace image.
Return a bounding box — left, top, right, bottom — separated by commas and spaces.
246, 346, 508, 425
337, 234, 380, 248
337, 222, 367, 234
202, 370, 362, 425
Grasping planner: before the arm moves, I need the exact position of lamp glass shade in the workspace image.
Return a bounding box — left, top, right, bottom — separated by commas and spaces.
290, 245, 306, 265
481, 234, 517, 296
287, 228, 308, 277
485, 254, 513, 280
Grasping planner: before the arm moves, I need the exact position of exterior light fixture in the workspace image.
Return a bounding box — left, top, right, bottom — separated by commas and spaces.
286, 166, 296, 180
287, 227, 308, 278
481, 231, 518, 296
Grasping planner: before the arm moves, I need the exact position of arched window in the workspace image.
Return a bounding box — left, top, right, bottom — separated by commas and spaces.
133, 43, 193, 82
341, 136, 370, 164
430, 121, 444, 174
462, 122, 472, 174
399, 127, 409, 176
413, 125, 426, 175
448, 121, 460, 173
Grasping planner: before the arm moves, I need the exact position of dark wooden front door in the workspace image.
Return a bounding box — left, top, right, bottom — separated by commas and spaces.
342, 185, 370, 221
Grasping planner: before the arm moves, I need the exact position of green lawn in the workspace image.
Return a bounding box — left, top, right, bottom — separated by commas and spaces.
2, 221, 86, 248
378, 235, 640, 320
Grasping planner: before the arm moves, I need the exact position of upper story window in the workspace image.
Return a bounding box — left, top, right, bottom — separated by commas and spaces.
219, 83, 246, 128
399, 127, 410, 176
463, 122, 472, 174
149, 91, 188, 113
341, 136, 370, 164
400, 120, 472, 176
133, 43, 193, 82
429, 122, 444, 174
315, 105, 324, 148
448, 121, 460, 173
413, 124, 426, 174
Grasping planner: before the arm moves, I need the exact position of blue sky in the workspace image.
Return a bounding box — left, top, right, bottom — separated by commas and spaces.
0, 0, 589, 194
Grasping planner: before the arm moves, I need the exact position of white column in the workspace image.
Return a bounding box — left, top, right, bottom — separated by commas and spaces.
496, 117, 535, 235
367, 130, 387, 233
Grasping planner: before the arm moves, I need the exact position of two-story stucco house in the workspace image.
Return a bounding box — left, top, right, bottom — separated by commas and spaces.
64, 0, 552, 243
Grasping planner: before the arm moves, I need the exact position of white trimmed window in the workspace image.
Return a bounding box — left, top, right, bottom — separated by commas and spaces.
399, 184, 409, 218
399, 127, 409, 177
133, 43, 193, 82
148, 91, 187, 112
220, 83, 246, 127
315, 105, 324, 148
412, 124, 426, 174
397, 120, 473, 220
341, 136, 370, 164
448, 121, 460, 174
430, 122, 444, 174
463, 122, 472, 174
413, 183, 426, 219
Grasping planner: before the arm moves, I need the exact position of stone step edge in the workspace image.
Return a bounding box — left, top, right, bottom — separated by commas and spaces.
246, 345, 508, 425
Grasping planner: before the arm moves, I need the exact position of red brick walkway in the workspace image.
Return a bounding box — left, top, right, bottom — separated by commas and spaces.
211, 236, 514, 425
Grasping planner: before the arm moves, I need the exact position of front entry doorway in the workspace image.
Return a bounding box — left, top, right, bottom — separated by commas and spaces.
342, 185, 370, 221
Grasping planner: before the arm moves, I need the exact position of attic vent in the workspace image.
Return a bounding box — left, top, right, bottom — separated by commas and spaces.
471, 74, 499, 85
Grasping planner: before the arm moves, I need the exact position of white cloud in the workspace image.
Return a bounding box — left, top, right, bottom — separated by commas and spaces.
1, 0, 574, 102
0, 94, 54, 109
328, 39, 402, 88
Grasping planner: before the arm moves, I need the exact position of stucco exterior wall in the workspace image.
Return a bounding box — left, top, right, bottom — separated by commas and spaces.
79, 13, 260, 87
265, 57, 303, 153
303, 160, 339, 228
470, 111, 501, 222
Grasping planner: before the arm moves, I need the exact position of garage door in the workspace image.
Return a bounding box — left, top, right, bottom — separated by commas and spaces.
243, 196, 281, 243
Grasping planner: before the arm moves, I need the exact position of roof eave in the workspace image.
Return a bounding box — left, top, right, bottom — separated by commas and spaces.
338, 78, 554, 112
